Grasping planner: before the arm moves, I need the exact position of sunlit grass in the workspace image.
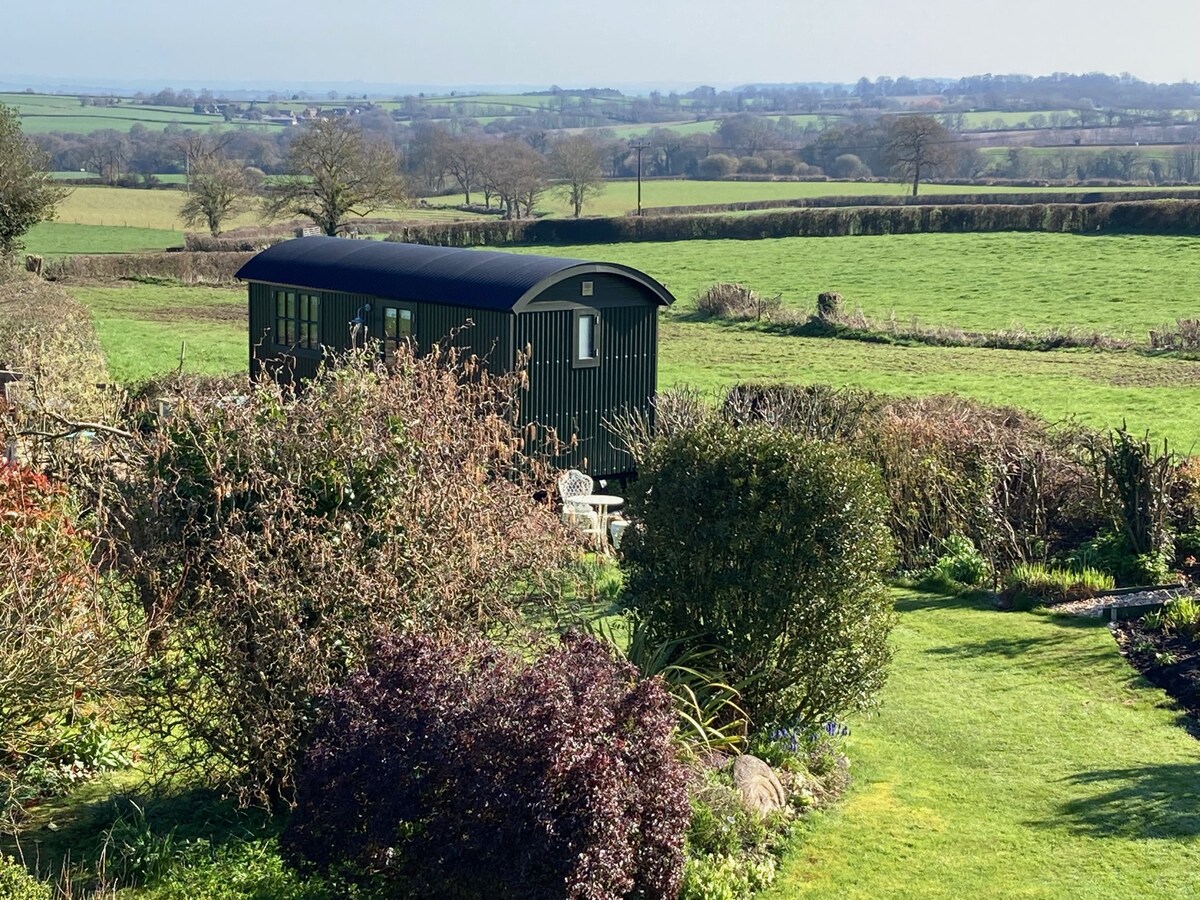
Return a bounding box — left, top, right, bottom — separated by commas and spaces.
764, 594, 1200, 899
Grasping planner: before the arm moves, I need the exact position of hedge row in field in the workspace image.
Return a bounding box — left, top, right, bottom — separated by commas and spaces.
41, 251, 254, 283
637, 189, 1200, 217
384, 200, 1200, 247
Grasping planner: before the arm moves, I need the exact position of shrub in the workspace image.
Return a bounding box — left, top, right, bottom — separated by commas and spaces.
682, 777, 780, 900
1158, 596, 1200, 636
0, 277, 114, 446
0, 857, 50, 900
88, 348, 578, 803
927, 534, 993, 589
0, 464, 127, 812
1094, 427, 1173, 564
829, 154, 872, 179
622, 415, 895, 728
281, 631, 690, 899
693, 283, 780, 321
1002, 562, 1115, 607
697, 154, 739, 179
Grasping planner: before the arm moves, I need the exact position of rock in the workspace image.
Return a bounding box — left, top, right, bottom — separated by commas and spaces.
732, 754, 787, 817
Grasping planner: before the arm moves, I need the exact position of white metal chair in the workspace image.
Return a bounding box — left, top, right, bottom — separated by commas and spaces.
557, 469, 601, 539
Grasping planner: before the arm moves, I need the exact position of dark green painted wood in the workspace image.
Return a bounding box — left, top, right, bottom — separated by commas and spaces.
246, 266, 663, 477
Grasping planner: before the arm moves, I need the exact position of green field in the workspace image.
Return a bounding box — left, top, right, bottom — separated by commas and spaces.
960, 109, 1067, 129
658, 320, 1200, 451
763, 594, 1200, 899
2, 92, 284, 134
509, 233, 1200, 335
428, 178, 1133, 218
45, 225, 1200, 450
23, 222, 183, 255
69, 282, 246, 379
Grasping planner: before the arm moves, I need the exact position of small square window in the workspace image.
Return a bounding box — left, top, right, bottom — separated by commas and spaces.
573, 309, 600, 368
581, 281, 593, 297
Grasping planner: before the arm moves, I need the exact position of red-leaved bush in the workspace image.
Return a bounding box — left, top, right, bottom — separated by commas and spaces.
281, 631, 690, 900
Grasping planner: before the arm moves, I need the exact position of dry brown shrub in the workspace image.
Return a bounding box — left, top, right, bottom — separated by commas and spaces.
868, 395, 1100, 569
693, 282, 782, 320
0, 275, 117, 452
82, 347, 582, 804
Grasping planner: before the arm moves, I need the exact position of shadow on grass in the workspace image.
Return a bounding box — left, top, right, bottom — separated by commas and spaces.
4, 783, 283, 885
1045, 764, 1200, 839
893, 592, 994, 614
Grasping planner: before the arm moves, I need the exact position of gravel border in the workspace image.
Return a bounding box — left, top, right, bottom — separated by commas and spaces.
1053, 587, 1195, 618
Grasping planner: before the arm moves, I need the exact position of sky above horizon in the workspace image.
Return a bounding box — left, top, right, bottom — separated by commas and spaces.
8, 0, 1200, 90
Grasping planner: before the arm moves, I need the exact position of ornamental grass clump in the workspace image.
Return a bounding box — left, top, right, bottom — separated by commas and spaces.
281, 631, 690, 900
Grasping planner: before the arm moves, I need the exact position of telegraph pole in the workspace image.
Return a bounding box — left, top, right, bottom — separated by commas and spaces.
629, 141, 651, 216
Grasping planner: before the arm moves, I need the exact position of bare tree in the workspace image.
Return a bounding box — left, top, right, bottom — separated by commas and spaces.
0, 104, 68, 258
445, 133, 483, 205
180, 156, 262, 236
883, 115, 957, 196
265, 117, 407, 236
483, 141, 547, 219
549, 135, 605, 218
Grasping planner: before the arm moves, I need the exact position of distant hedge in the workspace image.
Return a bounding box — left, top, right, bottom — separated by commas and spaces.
41, 251, 254, 283
637, 189, 1200, 217
384, 200, 1200, 247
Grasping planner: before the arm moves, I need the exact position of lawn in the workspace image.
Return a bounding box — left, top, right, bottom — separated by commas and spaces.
764, 593, 1200, 899
506, 233, 1200, 336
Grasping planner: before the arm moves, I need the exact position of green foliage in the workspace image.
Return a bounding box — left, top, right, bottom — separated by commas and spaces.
589, 614, 749, 754
682, 775, 782, 900
928, 534, 993, 589
0, 465, 128, 816
0, 104, 68, 258
1071, 530, 1174, 586
1149, 596, 1200, 637
622, 415, 895, 728
0, 856, 51, 900
1094, 427, 1174, 564
88, 349, 577, 804
1002, 562, 1115, 608
101, 800, 181, 886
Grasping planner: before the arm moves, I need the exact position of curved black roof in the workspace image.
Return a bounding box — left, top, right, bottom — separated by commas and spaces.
235, 236, 674, 312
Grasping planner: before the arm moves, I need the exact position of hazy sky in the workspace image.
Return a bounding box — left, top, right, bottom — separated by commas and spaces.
7, 0, 1200, 90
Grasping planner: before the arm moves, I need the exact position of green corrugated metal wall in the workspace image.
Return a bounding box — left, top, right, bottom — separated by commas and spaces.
248, 269, 661, 478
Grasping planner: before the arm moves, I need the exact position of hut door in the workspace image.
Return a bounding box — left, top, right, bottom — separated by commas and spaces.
381, 306, 413, 365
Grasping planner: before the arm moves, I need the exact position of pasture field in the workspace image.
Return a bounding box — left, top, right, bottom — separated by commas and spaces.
659, 320, 1200, 453
960, 109, 1067, 128
25, 185, 491, 254
66, 261, 1200, 449
2, 92, 282, 134
22, 222, 184, 256
68, 282, 246, 379
764, 593, 1200, 899
428, 178, 1136, 218
510, 233, 1200, 336
23, 181, 1145, 255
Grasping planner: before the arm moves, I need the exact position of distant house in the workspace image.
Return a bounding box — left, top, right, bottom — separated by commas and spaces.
235, 237, 675, 478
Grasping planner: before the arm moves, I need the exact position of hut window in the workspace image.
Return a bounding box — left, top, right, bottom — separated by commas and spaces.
573, 309, 600, 368
274, 291, 321, 351
382, 306, 413, 363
